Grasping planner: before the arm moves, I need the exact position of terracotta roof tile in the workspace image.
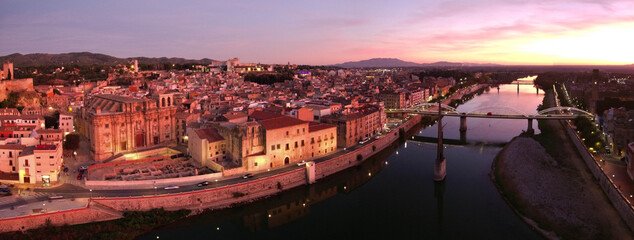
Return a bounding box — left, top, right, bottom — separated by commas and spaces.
194, 128, 225, 143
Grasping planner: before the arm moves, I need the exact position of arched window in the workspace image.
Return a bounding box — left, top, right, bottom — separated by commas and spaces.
161, 98, 166, 107
167, 97, 171, 106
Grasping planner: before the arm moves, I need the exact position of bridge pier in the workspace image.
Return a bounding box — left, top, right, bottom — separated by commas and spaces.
434, 102, 447, 181
517, 83, 520, 94
459, 116, 467, 132
460, 130, 467, 143
434, 157, 447, 181
527, 118, 534, 134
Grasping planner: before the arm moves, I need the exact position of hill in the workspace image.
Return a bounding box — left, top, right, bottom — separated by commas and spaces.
333, 58, 421, 68
333, 58, 500, 68
0, 52, 215, 66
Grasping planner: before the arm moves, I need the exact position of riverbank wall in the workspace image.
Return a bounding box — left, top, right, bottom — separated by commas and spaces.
0, 201, 121, 233
88, 114, 422, 212
562, 119, 634, 232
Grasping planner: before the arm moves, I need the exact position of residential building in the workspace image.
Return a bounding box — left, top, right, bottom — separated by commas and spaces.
322, 106, 383, 148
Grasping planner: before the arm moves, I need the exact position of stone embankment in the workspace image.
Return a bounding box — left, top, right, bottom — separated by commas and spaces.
0, 113, 422, 233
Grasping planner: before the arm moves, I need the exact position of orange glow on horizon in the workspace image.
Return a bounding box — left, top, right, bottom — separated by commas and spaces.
407, 22, 634, 66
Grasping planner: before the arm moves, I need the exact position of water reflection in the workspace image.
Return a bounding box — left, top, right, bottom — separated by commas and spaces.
142, 84, 544, 240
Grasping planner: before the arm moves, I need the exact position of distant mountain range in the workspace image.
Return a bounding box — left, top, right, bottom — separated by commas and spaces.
0, 52, 215, 66
333, 58, 500, 68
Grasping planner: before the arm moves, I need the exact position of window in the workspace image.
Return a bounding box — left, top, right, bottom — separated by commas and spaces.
297, 129, 299, 134
8, 152, 11, 157
36, 157, 40, 159
50, 156, 54, 159
36, 163, 41, 166
286, 131, 289, 136
311, 138, 315, 144
254, 162, 258, 167
303, 128, 305, 133
9, 160, 12, 166
276, 144, 280, 149
271, 145, 275, 151
105, 124, 109, 128
295, 141, 298, 148
301, 140, 305, 146
286, 143, 289, 150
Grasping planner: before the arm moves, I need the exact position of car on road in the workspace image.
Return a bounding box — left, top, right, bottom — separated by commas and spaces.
48, 195, 63, 200
164, 185, 180, 190
296, 161, 306, 166
487, 112, 492, 115
242, 173, 254, 179
358, 137, 370, 145
76, 172, 83, 180
197, 181, 209, 187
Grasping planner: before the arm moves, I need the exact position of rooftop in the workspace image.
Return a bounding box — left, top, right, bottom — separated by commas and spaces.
194, 128, 225, 143
308, 122, 336, 132
258, 115, 306, 130
95, 94, 146, 103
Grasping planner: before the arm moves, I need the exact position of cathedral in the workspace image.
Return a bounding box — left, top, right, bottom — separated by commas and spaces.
78, 93, 177, 161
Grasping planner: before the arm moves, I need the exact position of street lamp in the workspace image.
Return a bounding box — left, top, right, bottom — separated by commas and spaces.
89, 189, 92, 199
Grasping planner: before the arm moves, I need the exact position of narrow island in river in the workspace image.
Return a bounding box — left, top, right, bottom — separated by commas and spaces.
492, 89, 634, 240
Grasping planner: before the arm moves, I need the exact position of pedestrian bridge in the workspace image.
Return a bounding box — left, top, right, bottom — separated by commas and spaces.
385, 103, 594, 133
385, 103, 593, 120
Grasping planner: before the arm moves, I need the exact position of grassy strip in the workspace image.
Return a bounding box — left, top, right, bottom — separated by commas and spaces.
0, 208, 190, 240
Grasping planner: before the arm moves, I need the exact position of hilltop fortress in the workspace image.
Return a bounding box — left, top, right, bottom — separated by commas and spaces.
0, 62, 35, 102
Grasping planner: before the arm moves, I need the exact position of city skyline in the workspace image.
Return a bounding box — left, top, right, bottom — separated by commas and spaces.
2, 0, 634, 65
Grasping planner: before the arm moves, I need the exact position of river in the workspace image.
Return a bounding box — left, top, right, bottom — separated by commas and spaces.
140, 83, 545, 240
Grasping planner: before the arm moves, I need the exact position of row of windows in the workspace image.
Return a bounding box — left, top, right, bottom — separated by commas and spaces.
285, 128, 307, 136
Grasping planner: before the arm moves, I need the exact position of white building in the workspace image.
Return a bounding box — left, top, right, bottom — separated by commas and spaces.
59, 112, 74, 134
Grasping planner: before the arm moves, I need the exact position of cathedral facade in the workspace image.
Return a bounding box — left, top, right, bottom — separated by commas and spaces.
79, 94, 177, 161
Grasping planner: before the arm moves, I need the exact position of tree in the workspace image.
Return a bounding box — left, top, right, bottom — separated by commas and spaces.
63, 134, 80, 151
44, 110, 60, 129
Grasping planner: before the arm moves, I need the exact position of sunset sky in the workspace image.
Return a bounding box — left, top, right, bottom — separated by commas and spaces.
1, 0, 634, 65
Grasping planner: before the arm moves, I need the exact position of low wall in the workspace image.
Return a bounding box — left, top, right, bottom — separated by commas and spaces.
92, 115, 422, 212
92, 168, 307, 211
87, 156, 167, 172
562, 120, 634, 232
0, 202, 119, 233
85, 172, 223, 190
316, 114, 421, 179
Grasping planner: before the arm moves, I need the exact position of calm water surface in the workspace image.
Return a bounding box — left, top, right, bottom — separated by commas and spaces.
140, 84, 544, 239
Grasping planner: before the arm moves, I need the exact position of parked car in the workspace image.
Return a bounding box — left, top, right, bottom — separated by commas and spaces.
197, 181, 209, 187
486, 112, 492, 116
358, 137, 370, 145
242, 173, 254, 179
164, 185, 180, 190
76, 172, 83, 180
